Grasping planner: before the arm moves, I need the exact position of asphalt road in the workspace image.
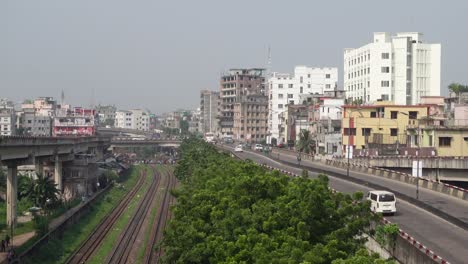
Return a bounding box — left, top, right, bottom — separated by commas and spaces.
222, 146, 468, 264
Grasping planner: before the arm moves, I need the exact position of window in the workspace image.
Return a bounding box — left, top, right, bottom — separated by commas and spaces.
307, 84, 311, 88
278, 104, 283, 109
381, 53, 390, 59
439, 137, 451, 147
300, 77, 303, 83
390, 111, 398, 119
325, 84, 331, 89
370, 112, 377, 118
326, 74, 331, 79
381, 67, 390, 73
287, 94, 293, 99
381, 81, 389, 87
307, 74, 311, 78
278, 94, 284, 99
288, 84, 293, 88
362, 128, 371, 136
390, 128, 398, 136
344, 128, 357, 136
300, 87, 303, 93
429, 135, 433, 146
408, 111, 418, 120
278, 84, 283, 88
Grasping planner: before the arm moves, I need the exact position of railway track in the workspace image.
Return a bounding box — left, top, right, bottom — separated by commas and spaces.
144, 167, 177, 263
66, 169, 148, 264
105, 168, 163, 264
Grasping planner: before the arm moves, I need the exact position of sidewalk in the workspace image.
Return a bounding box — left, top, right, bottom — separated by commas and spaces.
0, 231, 35, 263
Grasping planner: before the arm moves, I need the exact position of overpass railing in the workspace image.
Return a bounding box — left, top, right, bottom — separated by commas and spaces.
0, 136, 110, 146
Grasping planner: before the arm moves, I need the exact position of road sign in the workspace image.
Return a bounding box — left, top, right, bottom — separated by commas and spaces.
346, 146, 353, 159
412, 160, 423, 177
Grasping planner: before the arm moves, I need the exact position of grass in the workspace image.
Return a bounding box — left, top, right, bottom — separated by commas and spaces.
20, 165, 145, 264
88, 165, 153, 264
136, 165, 168, 263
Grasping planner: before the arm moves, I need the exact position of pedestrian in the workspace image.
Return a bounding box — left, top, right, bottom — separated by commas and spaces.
1, 240, 5, 252
5, 234, 9, 247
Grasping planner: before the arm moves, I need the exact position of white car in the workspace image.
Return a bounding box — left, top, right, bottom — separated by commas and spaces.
367, 190, 397, 215
234, 145, 243, 152
254, 144, 263, 151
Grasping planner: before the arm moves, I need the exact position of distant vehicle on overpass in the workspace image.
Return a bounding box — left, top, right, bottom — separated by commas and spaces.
204, 132, 216, 143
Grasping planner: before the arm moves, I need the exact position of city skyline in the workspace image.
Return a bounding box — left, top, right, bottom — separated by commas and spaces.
3, 0, 468, 113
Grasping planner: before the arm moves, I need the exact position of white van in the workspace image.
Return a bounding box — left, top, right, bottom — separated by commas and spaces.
367, 191, 397, 215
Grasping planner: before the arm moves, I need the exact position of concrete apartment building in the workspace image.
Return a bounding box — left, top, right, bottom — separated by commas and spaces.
0, 108, 16, 136
115, 109, 150, 131
341, 104, 433, 156
268, 66, 338, 144
199, 90, 219, 135
53, 107, 96, 136
233, 94, 268, 143
19, 107, 52, 136
219, 68, 266, 136
344, 32, 441, 105
95, 105, 117, 126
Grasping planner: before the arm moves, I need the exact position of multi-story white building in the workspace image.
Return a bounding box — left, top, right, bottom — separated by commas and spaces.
0, 108, 16, 136
344, 32, 441, 105
115, 109, 150, 131
199, 90, 219, 134
268, 66, 338, 143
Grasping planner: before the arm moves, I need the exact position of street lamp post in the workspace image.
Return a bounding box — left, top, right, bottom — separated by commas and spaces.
399, 111, 421, 200
336, 106, 362, 177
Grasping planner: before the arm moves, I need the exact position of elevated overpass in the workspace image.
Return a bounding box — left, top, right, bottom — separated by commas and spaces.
0, 136, 110, 226
97, 127, 157, 137
350, 155, 468, 182
109, 138, 181, 150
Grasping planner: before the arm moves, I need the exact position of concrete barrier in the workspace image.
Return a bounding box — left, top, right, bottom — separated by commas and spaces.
381, 218, 450, 264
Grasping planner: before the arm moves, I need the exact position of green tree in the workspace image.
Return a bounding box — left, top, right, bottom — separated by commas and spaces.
296, 129, 316, 154
18, 175, 34, 200
162, 138, 380, 263
448, 83, 468, 104
29, 174, 60, 212
180, 119, 189, 134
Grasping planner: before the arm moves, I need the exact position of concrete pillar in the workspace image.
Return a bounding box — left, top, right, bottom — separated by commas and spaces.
54, 156, 63, 192
6, 165, 18, 227
35, 160, 44, 178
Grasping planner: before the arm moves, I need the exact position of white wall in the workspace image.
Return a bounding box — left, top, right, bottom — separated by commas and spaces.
268, 66, 338, 142
344, 32, 441, 105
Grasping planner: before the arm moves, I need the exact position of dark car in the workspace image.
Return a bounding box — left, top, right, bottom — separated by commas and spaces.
277, 143, 285, 148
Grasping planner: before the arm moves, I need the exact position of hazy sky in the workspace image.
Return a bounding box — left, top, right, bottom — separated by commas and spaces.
2, 0, 467, 113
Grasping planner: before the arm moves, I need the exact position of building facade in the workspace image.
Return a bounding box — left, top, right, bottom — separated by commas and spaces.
95, 105, 117, 127
268, 66, 338, 143
115, 109, 150, 131
219, 68, 266, 136
233, 95, 268, 143
199, 90, 219, 134
341, 104, 432, 155
19, 107, 52, 136
0, 108, 16, 136
344, 32, 441, 105
53, 107, 96, 136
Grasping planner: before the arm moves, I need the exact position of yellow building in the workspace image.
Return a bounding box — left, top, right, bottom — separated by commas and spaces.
418, 127, 468, 157
342, 104, 430, 154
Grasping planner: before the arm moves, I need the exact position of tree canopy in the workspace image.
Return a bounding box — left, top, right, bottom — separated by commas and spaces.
162, 138, 388, 263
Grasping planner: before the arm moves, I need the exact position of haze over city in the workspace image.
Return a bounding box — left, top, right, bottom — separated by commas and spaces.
2, 0, 468, 113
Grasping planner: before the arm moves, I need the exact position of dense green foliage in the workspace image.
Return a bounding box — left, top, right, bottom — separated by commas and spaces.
163, 138, 385, 263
